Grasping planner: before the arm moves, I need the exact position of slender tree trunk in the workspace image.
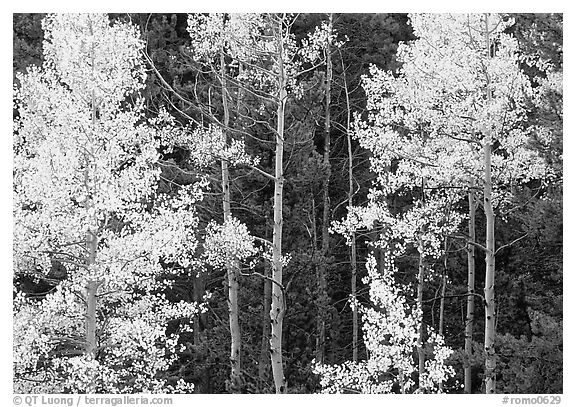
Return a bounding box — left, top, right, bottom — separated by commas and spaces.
377, 233, 387, 275
237, 62, 245, 120
439, 237, 448, 336
226, 264, 241, 391
399, 370, 406, 394
349, 214, 359, 363
270, 18, 287, 393
192, 271, 205, 345
220, 48, 242, 391
316, 14, 333, 365
439, 237, 447, 392
85, 232, 98, 358
341, 52, 358, 362
416, 238, 426, 389
85, 90, 99, 359
437, 237, 450, 393
483, 14, 497, 394
312, 196, 318, 251
483, 138, 496, 393
465, 184, 477, 394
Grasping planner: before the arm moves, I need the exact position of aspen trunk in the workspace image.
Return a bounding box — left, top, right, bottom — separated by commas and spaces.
465, 185, 477, 394
226, 264, 241, 390
439, 237, 448, 335
85, 90, 99, 359
85, 285, 97, 356
85, 232, 98, 358
439, 237, 448, 395
316, 13, 333, 365
192, 271, 205, 345
341, 54, 358, 362
483, 139, 496, 393
236, 62, 245, 120
483, 14, 497, 394
270, 18, 287, 393
438, 244, 447, 393
416, 239, 426, 389
350, 225, 359, 363
220, 49, 242, 391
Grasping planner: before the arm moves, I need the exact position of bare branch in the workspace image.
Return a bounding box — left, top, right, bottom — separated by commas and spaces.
422, 292, 485, 304
449, 233, 488, 252
239, 270, 284, 292
253, 236, 273, 247
245, 164, 276, 181
495, 233, 529, 255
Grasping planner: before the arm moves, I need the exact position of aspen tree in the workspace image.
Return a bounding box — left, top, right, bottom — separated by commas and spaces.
186, 13, 249, 391
13, 13, 204, 393
340, 48, 359, 363
186, 13, 333, 393
352, 13, 552, 393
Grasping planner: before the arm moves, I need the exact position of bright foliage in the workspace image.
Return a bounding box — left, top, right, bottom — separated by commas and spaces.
357, 14, 553, 196
12, 12, 561, 395
314, 253, 454, 393
13, 14, 204, 393
317, 12, 557, 394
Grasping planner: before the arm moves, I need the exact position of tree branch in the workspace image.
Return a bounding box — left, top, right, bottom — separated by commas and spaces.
422, 292, 485, 304
495, 233, 529, 255
239, 270, 284, 293
253, 236, 273, 247
449, 234, 487, 252
246, 164, 276, 181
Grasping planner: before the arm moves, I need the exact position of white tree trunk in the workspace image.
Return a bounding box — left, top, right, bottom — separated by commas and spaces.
416, 238, 426, 389
85, 232, 98, 358
270, 17, 287, 393
341, 53, 358, 362
483, 139, 496, 393
465, 184, 477, 393
220, 48, 242, 391
85, 91, 99, 359
439, 237, 448, 336
483, 14, 497, 394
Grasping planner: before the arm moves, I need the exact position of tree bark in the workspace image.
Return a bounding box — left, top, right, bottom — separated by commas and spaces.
192, 271, 205, 345
85, 232, 98, 358
439, 237, 448, 336
416, 238, 426, 390
85, 90, 99, 359
465, 184, 477, 394
341, 51, 358, 362
483, 14, 497, 394
439, 241, 447, 389
349, 202, 359, 363
269, 16, 287, 393
483, 138, 496, 393
220, 48, 242, 392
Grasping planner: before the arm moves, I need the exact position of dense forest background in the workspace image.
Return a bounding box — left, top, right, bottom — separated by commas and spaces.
13, 13, 562, 394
